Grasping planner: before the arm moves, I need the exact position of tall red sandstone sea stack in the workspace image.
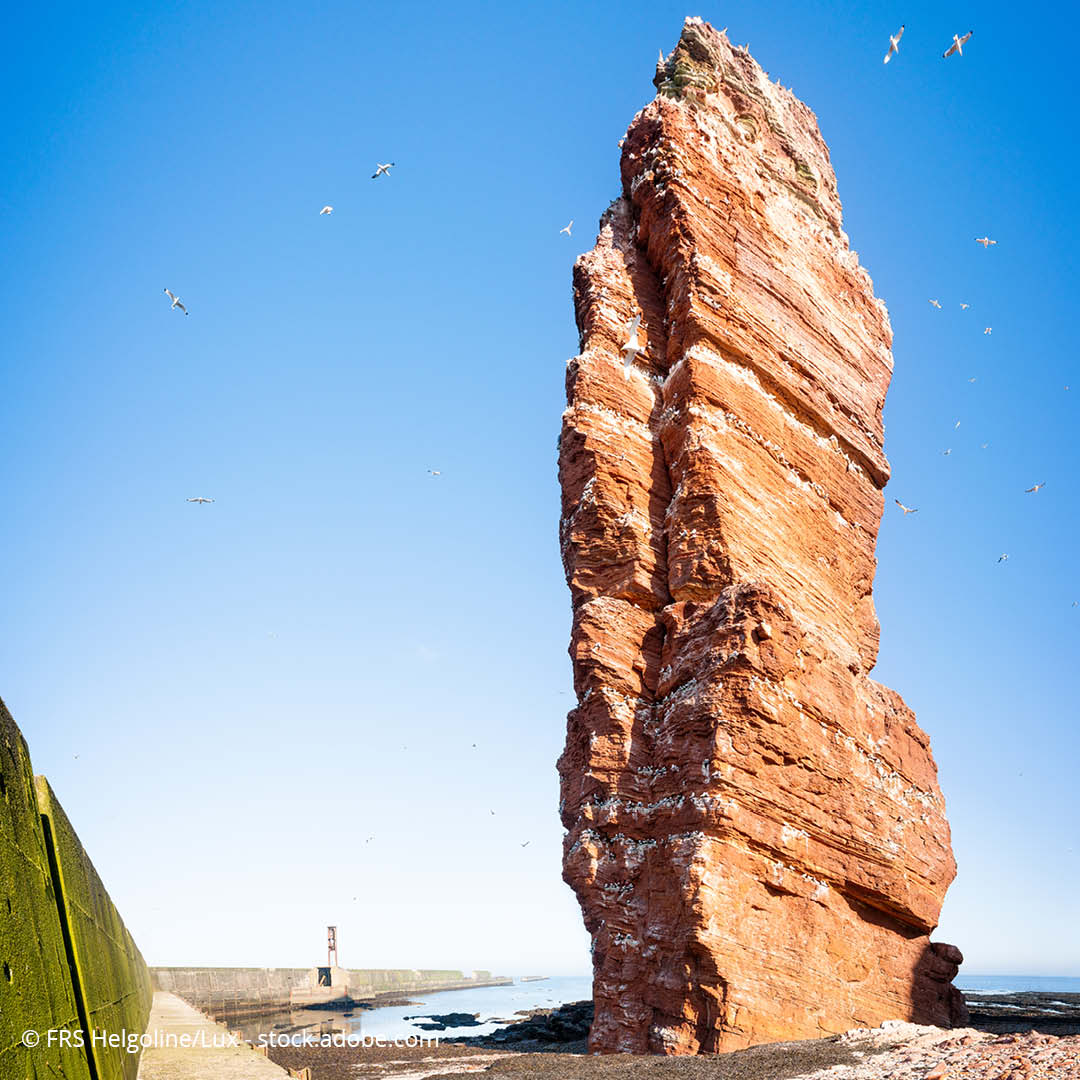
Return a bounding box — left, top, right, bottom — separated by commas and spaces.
557, 17, 967, 1055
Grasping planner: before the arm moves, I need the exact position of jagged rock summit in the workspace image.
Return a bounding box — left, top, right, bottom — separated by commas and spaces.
557, 17, 967, 1056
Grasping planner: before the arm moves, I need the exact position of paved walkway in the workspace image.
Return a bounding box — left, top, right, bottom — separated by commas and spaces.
136, 992, 292, 1079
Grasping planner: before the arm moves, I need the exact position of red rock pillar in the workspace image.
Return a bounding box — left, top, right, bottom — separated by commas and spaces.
558, 17, 966, 1055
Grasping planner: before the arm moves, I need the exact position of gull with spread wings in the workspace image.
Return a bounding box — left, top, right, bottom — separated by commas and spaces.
943, 31, 973, 58
164, 288, 188, 315
883, 25, 905, 64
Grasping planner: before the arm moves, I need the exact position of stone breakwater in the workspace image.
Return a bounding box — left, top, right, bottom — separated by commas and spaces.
152, 968, 511, 1018
557, 16, 965, 1055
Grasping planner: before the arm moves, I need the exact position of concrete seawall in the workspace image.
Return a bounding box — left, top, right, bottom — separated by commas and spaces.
152, 968, 512, 1016
0, 699, 152, 1079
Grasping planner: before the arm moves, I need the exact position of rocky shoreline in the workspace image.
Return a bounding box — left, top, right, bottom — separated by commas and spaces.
406, 993, 1080, 1046
963, 991, 1080, 1035
454, 1000, 593, 1050
265, 996, 1080, 1079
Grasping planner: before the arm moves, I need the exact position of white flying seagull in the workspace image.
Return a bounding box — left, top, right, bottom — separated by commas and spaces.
894, 499, 918, 515
1025, 482, 1046, 494
371, 162, 395, 179
975, 236, 997, 248
621, 315, 643, 374
427, 469, 441, 477
163, 288, 188, 315
929, 298, 942, 309
943, 30, 973, 58
186, 497, 214, 504
560, 220, 573, 237
320, 206, 333, 215
883, 24, 905, 64
998, 553, 1009, 563
941, 448, 952, 456
984, 327, 993, 335
960, 303, 970, 310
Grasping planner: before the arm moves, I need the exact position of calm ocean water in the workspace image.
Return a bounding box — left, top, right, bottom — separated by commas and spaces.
233, 973, 1080, 1043
354, 975, 594, 1040
234, 975, 594, 1042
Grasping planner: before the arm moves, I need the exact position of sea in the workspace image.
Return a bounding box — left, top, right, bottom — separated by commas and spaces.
231, 973, 1079, 1043
231, 974, 594, 1043
957, 975, 1080, 996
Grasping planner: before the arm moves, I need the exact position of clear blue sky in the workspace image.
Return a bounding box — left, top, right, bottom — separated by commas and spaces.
2, 0, 1076, 978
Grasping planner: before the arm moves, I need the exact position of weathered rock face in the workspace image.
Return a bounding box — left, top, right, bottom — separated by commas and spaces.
557, 18, 966, 1056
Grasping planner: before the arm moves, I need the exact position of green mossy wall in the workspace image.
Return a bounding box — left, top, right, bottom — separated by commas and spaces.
0, 702, 91, 1080
0, 700, 151, 1080
36, 778, 152, 1080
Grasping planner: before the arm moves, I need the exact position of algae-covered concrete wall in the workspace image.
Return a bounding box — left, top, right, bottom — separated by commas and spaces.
37, 777, 152, 1080
0, 699, 151, 1080
0, 704, 92, 1080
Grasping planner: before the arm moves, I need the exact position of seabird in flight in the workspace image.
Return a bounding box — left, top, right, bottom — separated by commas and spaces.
943, 31, 974, 58
883, 25, 905, 64
164, 288, 188, 315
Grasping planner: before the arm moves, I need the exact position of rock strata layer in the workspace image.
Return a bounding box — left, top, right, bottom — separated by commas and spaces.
557, 17, 966, 1055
